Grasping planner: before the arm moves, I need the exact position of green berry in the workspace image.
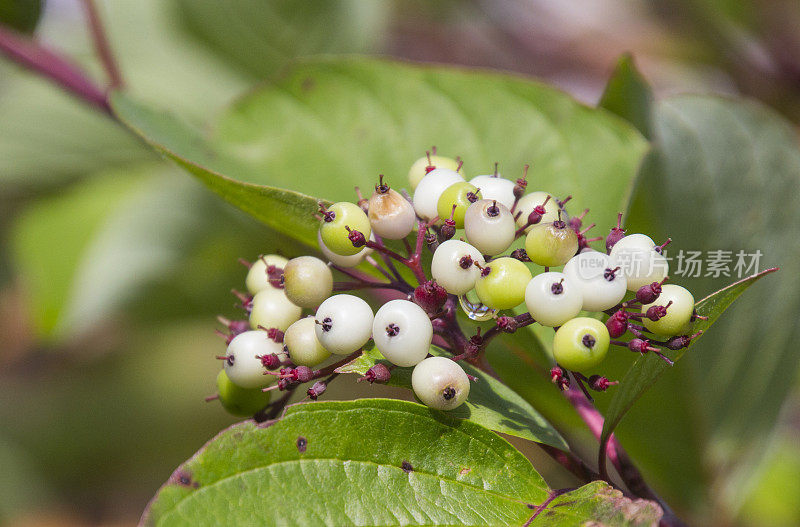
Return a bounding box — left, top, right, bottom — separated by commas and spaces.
409, 154, 459, 190
215, 370, 271, 417
319, 202, 371, 256
474, 257, 532, 310
284, 316, 330, 367
437, 181, 481, 228
525, 220, 578, 267
641, 284, 695, 337
552, 317, 610, 371
283, 256, 333, 308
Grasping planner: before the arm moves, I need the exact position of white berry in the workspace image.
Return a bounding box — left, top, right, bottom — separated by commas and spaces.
283, 316, 330, 367
223, 330, 283, 388
470, 175, 516, 209
372, 300, 432, 367
609, 234, 669, 291
563, 251, 627, 311
524, 271, 583, 327
413, 168, 464, 220
411, 356, 470, 410
314, 294, 374, 355
245, 254, 288, 295
283, 256, 333, 308
431, 239, 485, 295
249, 287, 302, 331
515, 191, 560, 232
464, 199, 516, 256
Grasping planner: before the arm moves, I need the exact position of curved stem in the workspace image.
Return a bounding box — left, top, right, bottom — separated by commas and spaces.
0, 24, 111, 114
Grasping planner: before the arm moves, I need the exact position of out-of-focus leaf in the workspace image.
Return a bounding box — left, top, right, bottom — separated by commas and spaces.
175, 0, 390, 77
336, 346, 567, 449
599, 53, 654, 138
11, 165, 231, 338
142, 399, 660, 526
738, 434, 800, 527
0, 0, 42, 33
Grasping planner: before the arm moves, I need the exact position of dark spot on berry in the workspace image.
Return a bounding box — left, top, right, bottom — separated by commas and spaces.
487, 200, 500, 217
459, 255, 473, 269
296, 436, 307, 453
401, 460, 414, 473
550, 280, 564, 295
386, 323, 400, 337
553, 220, 567, 229
466, 191, 479, 203
582, 334, 596, 349
442, 386, 456, 400
480, 266, 491, 277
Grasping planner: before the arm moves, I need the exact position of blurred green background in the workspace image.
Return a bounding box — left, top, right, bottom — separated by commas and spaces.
2, 1, 800, 526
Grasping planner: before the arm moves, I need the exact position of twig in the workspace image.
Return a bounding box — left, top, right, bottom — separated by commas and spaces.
80, 0, 123, 89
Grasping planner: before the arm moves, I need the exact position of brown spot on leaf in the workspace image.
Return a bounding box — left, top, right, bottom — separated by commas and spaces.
401, 460, 413, 473
296, 436, 307, 453
170, 469, 199, 488
459, 467, 472, 476
301, 77, 315, 92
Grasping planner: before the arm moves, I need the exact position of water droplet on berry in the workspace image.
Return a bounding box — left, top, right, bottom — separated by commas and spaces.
458, 291, 496, 322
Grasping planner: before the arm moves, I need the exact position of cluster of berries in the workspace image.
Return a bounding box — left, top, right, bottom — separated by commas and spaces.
209, 148, 703, 416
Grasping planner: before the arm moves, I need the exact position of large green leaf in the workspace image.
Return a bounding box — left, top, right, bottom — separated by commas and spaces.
112, 58, 647, 231
335, 346, 567, 450
176, 0, 390, 77
142, 399, 660, 526
599, 93, 796, 517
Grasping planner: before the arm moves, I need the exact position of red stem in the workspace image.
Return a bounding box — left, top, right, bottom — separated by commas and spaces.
0, 24, 111, 114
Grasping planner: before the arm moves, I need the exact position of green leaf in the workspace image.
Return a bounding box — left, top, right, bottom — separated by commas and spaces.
598, 53, 655, 138
0, 0, 42, 33
176, 0, 390, 77
601, 94, 798, 515
336, 346, 567, 450
112, 58, 647, 232
143, 399, 550, 526
530, 482, 662, 526
600, 268, 778, 451
142, 399, 660, 526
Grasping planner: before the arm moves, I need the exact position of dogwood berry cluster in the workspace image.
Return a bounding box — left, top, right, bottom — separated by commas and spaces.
209, 148, 704, 416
